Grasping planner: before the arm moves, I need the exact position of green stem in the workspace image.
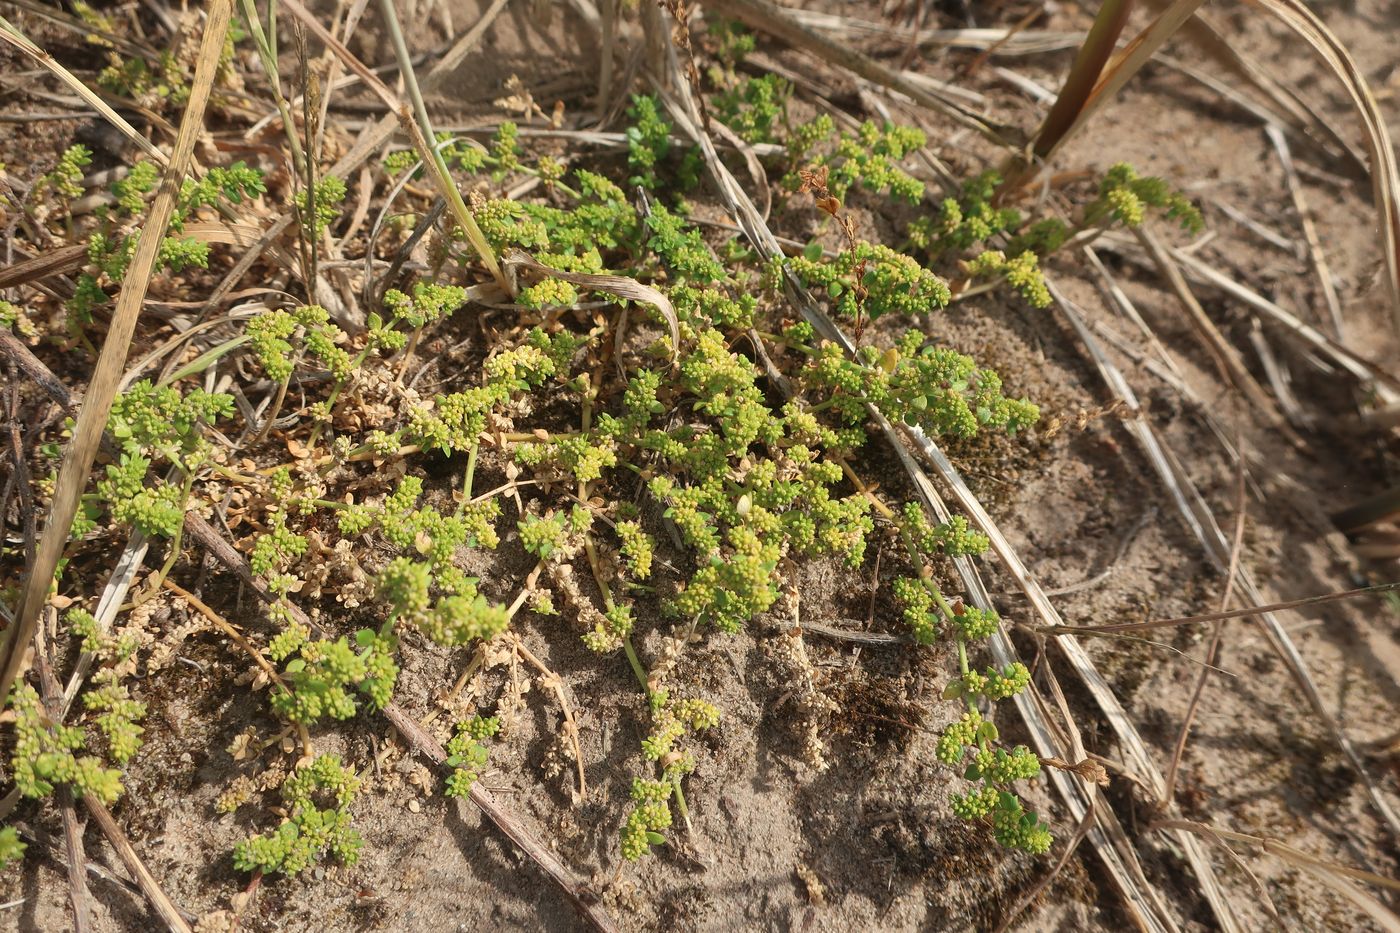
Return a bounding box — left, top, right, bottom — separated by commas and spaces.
463, 443, 479, 500
621, 637, 649, 691
134, 472, 196, 606
157, 334, 251, 387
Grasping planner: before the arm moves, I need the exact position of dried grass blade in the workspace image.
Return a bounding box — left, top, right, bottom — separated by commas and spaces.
699, 0, 1021, 147
1252, 0, 1400, 337
1099, 236, 1400, 402
1264, 125, 1345, 339
1033, 0, 1209, 167
0, 0, 232, 713
1133, 227, 1292, 433
83, 796, 193, 933
789, 12, 1083, 55
501, 250, 679, 360
278, 0, 508, 293
1161, 6, 1360, 168
0, 15, 168, 166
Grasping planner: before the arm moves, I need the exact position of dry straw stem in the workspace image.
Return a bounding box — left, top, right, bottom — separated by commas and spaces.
647, 32, 1220, 932
1252, 0, 1400, 338
1005, 0, 1209, 193
84, 796, 194, 933
788, 11, 1083, 56
1265, 126, 1345, 339
33, 631, 92, 933
1132, 226, 1296, 441
178, 514, 617, 933
1156, 819, 1400, 899
0, 15, 168, 167
1043, 580, 1400, 636
1098, 234, 1400, 405
1161, 6, 1361, 169
0, 0, 232, 718
502, 249, 680, 360
1027, 0, 1133, 164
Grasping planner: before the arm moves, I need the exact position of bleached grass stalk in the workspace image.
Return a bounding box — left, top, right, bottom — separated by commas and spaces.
0, 14, 167, 166
375, 0, 507, 292
1048, 278, 1400, 844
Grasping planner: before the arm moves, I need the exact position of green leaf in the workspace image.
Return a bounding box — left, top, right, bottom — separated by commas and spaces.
355, 629, 376, 648
285, 659, 306, 674
803, 241, 823, 261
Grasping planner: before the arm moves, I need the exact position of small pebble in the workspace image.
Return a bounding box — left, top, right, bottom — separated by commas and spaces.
408, 799, 421, 813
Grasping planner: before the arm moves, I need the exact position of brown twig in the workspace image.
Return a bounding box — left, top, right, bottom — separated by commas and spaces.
161, 579, 287, 688
510, 635, 588, 802
83, 796, 193, 933
0, 328, 77, 411
1162, 431, 1246, 805
0, 242, 87, 290
1038, 580, 1400, 636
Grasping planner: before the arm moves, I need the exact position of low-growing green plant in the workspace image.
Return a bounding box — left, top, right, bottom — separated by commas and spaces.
444, 715, 501, 797
2, 54, 1214, 888
64, 156, 266, 325
232, 754, 362, 875
10, 683, 124, 806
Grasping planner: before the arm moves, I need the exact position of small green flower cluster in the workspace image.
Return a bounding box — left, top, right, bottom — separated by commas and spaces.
82, 675, 147, 764
95, 381, 232, 538
233, 755, 363, 875
39, 144, 92, 201
800, 333, 1038, 440
616, 520, 655, 580
444, 715, 501, 797
0, 827, 24, 870
783, 116, 926, 203
620, 777, 674, 861
706, 18, 755, 68
293, 175, 348, 237
519, 511, 570, 559
10, 684, 123, 805
270, 629, 400, 722
788, 240, 951, 320
98, 49, 189, 107
179, 162, 267, 213
1087, 163, 1203, 233
909, 171, 1021, 256
944, 662, 1031, 703
626, 95, 672, 190
963, 249, 1051, 308
68, 157, 265, 323
0, 299, 37, 338
646, 204, 726, 284
247, 305, 351, 383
